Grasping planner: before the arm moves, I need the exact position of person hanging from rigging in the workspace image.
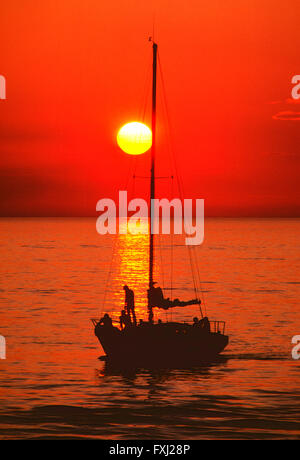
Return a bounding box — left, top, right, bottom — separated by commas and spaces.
123, 285, 137, 326
148, 283, 201, 310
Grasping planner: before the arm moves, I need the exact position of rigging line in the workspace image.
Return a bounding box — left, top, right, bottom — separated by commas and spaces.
158, 51, 204, 315
101, 47, 150, 318
158, 51, 206, 313
157, 53, 174, 320
158, 52, 184, 199
100, 230, 118, 314
193, 246, 207, 316
158, 55, 191, 247
170, 176, 174, 302
170, 175, 174, 322
138, 53, 151, 122
142, 66, 151, 123
157, 56, 175, 196
157, 54, 176, 289
138, 51, 150, 115
131, 157, 138, 201
188, 246, 202, 304
100, 158, 135, 315
189, 246, 204, 317
157, 231, 165, 294
114, 55, 148, 317
188, 244, 200, 300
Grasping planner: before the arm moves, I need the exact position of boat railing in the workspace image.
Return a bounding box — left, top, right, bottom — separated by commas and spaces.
210, 320, 226, 334
91, 318, 226, 334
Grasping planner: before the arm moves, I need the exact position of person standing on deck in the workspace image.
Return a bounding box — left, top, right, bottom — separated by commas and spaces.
123, 285, 137, 326
119, 309, 131, 330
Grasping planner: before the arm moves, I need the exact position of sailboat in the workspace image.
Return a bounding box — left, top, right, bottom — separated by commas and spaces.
92, 41, 228, 365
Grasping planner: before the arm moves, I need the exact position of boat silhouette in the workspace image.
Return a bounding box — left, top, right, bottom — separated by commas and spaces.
92, 41, 228, 365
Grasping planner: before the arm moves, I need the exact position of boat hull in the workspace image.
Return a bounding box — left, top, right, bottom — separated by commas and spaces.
95, 322, 228, 365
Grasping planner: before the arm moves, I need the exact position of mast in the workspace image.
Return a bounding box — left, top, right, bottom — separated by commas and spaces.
148, 41, 157, 323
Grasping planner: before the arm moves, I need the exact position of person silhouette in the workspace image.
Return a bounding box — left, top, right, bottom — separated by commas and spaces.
123, 285, 137, 326
119, 309, 131, 330
99, 313, 113, 328
193, 316, 199, 327
199, 316, 210, 332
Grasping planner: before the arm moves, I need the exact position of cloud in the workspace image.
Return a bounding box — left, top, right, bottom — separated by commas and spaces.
272, 111, 300, 121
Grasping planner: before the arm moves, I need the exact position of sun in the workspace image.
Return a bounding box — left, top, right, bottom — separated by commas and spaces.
117, 121, 152, 155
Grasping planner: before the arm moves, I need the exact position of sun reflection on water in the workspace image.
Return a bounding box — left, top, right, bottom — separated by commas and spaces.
105, 220, 160, 324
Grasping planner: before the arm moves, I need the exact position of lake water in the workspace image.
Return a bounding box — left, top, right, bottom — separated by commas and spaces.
0, 217, 299, 439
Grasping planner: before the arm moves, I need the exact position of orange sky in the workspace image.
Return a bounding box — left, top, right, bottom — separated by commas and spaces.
0, 0, 300, 216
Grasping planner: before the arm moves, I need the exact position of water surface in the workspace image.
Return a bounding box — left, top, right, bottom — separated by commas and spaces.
0, 218, 299, 439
